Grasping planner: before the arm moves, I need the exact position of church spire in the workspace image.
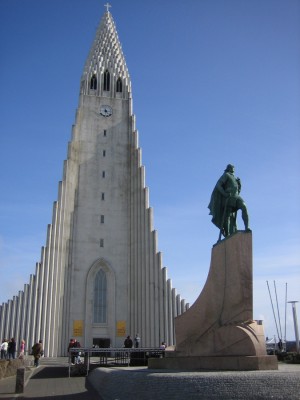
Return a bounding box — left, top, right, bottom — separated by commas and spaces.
0, 6, 189, 356
80, 7, 131, 98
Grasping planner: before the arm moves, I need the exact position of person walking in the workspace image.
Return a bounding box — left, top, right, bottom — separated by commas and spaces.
32, 340, 43, 367
19, 339, 25, 359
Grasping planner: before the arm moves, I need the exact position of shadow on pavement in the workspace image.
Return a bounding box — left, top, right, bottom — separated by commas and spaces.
30, 367, 69, 379
16, 367, 102, 400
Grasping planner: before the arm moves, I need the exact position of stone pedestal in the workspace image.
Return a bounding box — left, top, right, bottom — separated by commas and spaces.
148, 355, 277, 371
148, 231, 277, 370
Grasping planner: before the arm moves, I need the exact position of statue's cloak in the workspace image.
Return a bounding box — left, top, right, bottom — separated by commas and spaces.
208, 185, 224, 230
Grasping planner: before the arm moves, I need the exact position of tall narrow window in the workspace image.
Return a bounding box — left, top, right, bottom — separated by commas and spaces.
90, 74, 97, 90
116, 77, 122, 93
103, 69, 110, 91
103, 150, 106, 157
93, 269, 107, 323
103, 130, 107, 137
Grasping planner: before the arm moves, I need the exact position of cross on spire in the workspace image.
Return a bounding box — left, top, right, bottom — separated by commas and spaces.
104, 3, 111, 12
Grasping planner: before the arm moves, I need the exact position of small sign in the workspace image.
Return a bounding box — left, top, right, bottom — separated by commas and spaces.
116, 320, 126, 337
73, 320, 84, 337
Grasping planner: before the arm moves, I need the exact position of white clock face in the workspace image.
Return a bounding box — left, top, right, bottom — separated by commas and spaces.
100, 105, 113, 117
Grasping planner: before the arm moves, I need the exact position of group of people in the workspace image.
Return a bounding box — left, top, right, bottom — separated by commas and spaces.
124, 334, 141, 348
0, 338, 17, 359
2, 335, 167, 364
0, 338, 44, 367
124, 335, 167, 351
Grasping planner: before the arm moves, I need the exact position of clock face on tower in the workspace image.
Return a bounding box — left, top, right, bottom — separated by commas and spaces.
100, 105, 113, 117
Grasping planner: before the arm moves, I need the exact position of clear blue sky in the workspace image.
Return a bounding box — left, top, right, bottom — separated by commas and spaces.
1, 0, 299, 342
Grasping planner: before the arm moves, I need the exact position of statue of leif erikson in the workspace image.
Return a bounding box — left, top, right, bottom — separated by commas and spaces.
208, 164, 250, 240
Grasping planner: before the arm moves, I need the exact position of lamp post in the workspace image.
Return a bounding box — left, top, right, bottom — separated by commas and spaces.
288, 301, 299, 354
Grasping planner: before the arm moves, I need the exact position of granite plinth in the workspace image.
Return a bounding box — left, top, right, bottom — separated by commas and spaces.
150, 232, 277, 371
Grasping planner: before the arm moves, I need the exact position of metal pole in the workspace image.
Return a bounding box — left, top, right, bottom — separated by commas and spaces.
266, 281, 280, 338
284, 283, 287, 352
274, 281, 283, 342
288, 301, 299, 354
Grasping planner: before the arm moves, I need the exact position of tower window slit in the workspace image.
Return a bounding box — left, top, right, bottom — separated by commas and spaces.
103, 150, 106, 157
102, 171, 105, 178
116, 77, 122, 92
101, 193, 105, 200
90, 74, 97, 90
103, 69, 110, 91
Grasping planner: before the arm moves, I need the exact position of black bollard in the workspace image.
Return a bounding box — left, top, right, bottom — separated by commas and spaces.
15, 367, 25, 393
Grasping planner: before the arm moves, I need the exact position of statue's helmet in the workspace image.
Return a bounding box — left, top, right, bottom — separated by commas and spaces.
225, 164, 234, 172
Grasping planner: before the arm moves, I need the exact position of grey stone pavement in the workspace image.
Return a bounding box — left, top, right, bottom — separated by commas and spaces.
0, 357, 299, 400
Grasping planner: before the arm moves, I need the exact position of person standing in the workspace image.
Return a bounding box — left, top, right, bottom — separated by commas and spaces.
134, 334, 141, 348
32, 340, 43, 367
68, 338, 75, 364
7, 338, 16, 359
1, 339, 8, 359
160, 342, 166, 350
73, 339, 81, 364
124, 336, 133, 348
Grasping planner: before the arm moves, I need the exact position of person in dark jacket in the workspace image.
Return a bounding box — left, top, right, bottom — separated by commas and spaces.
7, 338, 16, 359
124, 336, 133, 348
32, 340, 43, 367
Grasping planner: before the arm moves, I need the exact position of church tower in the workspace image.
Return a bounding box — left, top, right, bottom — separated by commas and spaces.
0, 7, 188, 356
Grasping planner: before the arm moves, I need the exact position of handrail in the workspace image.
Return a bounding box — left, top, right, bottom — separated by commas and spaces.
68, 347, 165, 377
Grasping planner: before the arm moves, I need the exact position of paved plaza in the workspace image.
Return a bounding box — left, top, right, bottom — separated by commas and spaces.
0, 358, 299, 400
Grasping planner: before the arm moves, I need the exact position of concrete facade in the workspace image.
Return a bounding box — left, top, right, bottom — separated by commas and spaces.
0, 10, 188, 356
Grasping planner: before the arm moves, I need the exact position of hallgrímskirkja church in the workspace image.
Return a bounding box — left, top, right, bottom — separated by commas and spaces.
0, 7, 188, 356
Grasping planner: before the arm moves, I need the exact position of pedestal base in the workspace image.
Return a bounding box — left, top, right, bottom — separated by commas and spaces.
149, 232, 278, 371
148, 355, 278, 371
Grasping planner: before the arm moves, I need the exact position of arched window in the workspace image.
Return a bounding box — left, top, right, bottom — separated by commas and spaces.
94, 269, 107, 323
90, 74, 97, 90
103, 69, 110, 91
116, 77, 122, 93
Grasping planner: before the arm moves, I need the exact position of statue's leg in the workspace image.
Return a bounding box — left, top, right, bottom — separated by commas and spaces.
223, 209, 232, 236
229, 212, 237, 234
240, 202, 249, 230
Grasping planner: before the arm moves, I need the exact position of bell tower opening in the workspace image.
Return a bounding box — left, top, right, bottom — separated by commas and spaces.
103, 69, 110, 91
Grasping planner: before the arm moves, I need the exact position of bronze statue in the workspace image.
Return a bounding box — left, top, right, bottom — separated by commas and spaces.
208, 164, 250, 240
